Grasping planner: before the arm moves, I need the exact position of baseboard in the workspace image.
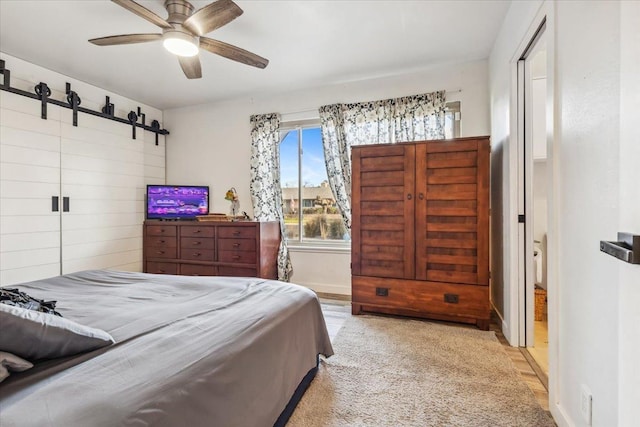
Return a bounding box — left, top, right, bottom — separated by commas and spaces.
550, 401, 574, 427
295, 281, 351, 297
491, 300, 515, 346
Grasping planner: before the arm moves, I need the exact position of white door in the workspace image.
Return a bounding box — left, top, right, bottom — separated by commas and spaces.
60, 113, 145, 274
0, 91, 62, 285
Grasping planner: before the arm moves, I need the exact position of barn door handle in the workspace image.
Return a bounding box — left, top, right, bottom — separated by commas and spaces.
62, 197, 70, 212
407, 193, 412, 200
52, 196, 59, 212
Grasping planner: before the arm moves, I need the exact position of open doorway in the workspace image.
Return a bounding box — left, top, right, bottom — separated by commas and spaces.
517, 21, 550, 383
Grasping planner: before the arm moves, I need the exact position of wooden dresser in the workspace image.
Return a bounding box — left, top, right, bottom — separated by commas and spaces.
143, 220, 280, 279
351, 136, 491, 329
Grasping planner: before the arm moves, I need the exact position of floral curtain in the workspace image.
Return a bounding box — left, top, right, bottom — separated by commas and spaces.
319, 90, 447, 233
249, 113, 293, 281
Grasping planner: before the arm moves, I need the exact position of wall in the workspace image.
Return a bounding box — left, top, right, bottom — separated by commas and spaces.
164, 59, 491, 294
0, 53, 165, 284
490, 1, 640, 425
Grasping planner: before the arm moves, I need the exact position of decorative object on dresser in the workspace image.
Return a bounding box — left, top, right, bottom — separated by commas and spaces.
351, 136, 491, 329
144, 220, 280, 279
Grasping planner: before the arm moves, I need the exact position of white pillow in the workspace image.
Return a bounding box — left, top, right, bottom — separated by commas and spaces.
0, 303, 115, 361
0, 351, 33, 382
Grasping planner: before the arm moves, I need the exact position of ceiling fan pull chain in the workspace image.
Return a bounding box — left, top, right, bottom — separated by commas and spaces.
128, 110, 138, 140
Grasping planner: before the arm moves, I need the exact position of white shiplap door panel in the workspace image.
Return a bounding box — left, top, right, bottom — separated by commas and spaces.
144, 165, 165, 180
62, 249, 142, 275
1, 247, 60, 270
1, 163, 60, 184
1, 144, 60, 169
62, 153, 144, 177
1, 215, 60, 234
144, 152, 165, 168
0, 108, 61, 137
62, 169, 145, 190
62, 199, 143, 215
62, 127, 144, 156
63, 225, 141, 246
0, 231, 59, 253
61, 112, 135, 139
0, 181, 60, 199
59, 183, 140, 201
1, 109, 62, 284
62, 212, 143, 230
0, 126, 60, 152
0, 264, 62, 287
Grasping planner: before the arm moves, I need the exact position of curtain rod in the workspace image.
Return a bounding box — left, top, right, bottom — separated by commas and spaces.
281, 88, 463, 117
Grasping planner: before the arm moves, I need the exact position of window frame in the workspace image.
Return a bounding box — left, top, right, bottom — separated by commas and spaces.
279, 119, 350, 250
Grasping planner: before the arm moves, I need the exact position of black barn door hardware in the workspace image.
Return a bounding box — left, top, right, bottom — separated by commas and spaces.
62, 197, 70, 213
0, 59, 169, 142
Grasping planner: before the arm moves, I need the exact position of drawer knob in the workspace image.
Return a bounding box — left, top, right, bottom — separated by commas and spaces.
375, 287, 389, 297
157, 250, 164, 254
444, 294, 459, 304
159, 240, 165, 243
193, 253, 201, 257
158, 269, 165, 273
193, 230, 201, 234
233, 243, 240, 248
232, 255, 241, 260
193, 241, 201, 245
232, 231, 240, 235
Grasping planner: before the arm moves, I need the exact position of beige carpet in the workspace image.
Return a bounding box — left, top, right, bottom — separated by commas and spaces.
288, 315, 555, 427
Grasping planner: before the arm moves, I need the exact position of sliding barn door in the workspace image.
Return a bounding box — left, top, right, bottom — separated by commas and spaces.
0, 92, 62, 285
60, 114, 147, 274
415, 138, 489, 285
352, 144, 415, 279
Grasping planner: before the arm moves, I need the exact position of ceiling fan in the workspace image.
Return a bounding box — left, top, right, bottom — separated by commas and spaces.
89, 0, 269, 79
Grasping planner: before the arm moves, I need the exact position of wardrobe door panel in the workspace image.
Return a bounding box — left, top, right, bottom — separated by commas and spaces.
352, 144, 415, 279
416, 139, 487, 285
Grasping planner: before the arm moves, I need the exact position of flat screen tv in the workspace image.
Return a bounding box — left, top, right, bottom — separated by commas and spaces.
146, 185, 209, 220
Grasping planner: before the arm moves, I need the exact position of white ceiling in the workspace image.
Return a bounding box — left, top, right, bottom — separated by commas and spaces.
0, 1, 510, 110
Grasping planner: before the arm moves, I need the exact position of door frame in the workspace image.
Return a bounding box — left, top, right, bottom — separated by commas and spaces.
507, 1, 561, 417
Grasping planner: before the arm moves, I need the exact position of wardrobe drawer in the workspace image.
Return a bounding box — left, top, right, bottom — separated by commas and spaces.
181, 237, 215, 250
218, 266, 257, 277
180, 226, 215, 238
219, 251, 257, 264
181, 249, 215, 261
146, 246, 177, 259
146, 261, 178, 275
352, 276, 489, 318
218, 226, 256, 239
146, 225, 177, 237
146, 236, 177, 248
180, 264, 216, 276
218, 239, 257, 252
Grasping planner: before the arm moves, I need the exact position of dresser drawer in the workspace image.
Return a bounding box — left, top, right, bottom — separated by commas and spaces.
180, 264, 217, 276
218, 238, 257, 252
218, 266, 257, 277
146, 246, 177, 259
146, 236, 177, 248
352, 276, 489, 318
219, 251, 257, 264
181, 237, 215, 250
181, 249, 215, 261
146, 225, 177, 236
180, 226, 215, 238
146, 261, 178, 274
218, 226, 256, 239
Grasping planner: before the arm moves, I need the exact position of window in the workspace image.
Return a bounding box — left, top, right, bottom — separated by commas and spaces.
280, 123, 348, 245
444, 101, 461, 139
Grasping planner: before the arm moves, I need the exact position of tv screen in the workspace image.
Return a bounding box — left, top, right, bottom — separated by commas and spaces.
146, 185, 209, 220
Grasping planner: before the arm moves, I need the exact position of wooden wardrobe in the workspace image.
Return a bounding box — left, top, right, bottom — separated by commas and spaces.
351, 136, 490, 329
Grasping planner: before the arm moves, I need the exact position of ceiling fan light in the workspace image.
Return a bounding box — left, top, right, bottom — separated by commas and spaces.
163, 30, 199, 57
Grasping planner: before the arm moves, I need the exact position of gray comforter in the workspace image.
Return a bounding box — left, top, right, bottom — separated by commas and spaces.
0, 270, 334, 426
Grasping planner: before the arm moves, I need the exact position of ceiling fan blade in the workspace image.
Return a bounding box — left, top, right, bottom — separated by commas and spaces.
200, 37, 269, 69
178, 56, 203, 79
182, 0, 243, 36
89, 33, 163, 46
112, 0, 172, 29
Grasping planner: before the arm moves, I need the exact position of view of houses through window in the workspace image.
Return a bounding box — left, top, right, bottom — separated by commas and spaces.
279, 126, 347, 244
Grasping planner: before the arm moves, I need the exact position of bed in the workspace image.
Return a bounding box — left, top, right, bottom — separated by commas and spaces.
0, 270, 334, 426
